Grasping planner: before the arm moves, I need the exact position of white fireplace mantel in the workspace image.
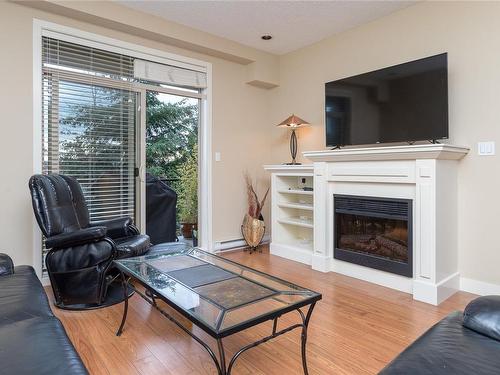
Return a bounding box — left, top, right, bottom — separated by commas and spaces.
303, 143, 469, 305
303, 143, 469, 162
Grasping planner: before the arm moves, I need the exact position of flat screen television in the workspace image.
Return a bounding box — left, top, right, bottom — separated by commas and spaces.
325, 53, 448, 147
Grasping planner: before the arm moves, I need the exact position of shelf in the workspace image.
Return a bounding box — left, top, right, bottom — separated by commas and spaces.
277, 217, 314, 229
278, 189, 314, 196
278, 202, 313, 211
266, 166, 315, 266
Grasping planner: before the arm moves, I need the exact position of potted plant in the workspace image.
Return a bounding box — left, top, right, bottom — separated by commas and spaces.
177, 145, 198, 239
242, 173, 269, 252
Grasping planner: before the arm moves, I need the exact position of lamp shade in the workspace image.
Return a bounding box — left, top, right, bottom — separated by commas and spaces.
277, 114, 310, 128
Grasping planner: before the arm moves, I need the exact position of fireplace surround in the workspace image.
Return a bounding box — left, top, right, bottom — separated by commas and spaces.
302, 144, 469, 305
334, 195, 412, 277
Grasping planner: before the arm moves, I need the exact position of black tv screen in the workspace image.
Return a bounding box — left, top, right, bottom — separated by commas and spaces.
325, 53, 448, 147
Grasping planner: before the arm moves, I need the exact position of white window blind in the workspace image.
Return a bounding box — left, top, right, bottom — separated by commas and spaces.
134, 59, 207, 89
42, 36, 137, 223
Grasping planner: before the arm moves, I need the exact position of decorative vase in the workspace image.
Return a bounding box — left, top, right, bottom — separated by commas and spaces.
241, 213, 265, 252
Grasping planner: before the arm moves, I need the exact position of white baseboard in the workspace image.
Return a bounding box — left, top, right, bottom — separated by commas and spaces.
270, 242, 312, 265
311, 254, 329, 273
413, 272, 460, 305
214, 235, 270, 253
460, 277, 500, 296
438, 272, 461, 303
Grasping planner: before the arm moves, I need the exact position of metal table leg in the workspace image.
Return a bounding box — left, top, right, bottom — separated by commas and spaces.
217, 339, 227, 375
226, 304, 316, 374
116, 271, 129, 336
299, 303, 316, 375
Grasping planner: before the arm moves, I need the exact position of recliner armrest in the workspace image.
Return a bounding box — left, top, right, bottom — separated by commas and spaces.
0, 253, 14, 276
45, 227, 107, 249
90, 217, 139, 239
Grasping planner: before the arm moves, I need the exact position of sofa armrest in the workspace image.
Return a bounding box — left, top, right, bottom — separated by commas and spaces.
45, 227, 107, 249
0, 253, 14, 276
463, 295, 500, 341
90, 217, 139, 239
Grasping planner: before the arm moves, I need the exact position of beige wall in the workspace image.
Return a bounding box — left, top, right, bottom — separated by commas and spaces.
269, 1, 500, 285
0, 1, 272, 268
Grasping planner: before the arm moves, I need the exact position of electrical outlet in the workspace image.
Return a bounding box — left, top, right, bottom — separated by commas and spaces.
478, 142, 495, 156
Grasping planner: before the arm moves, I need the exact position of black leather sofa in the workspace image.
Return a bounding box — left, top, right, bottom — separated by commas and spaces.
0, 253, 88, 375
380, 296, 500, 374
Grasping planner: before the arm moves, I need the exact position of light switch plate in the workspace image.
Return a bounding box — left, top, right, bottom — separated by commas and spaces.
478, 141, 495, 156
215, 152, 221, 162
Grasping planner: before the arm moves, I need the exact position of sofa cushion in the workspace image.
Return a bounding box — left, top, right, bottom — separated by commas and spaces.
380, 311, 500, 375
463, 295, 500, 341
0, 316, 87, 375
0, 266, 53, 325
0, 253, 14, 276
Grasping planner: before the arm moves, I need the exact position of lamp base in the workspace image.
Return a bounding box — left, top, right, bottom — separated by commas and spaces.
283, 162, 302, 165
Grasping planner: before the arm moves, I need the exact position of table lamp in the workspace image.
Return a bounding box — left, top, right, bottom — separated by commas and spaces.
277, 114, 310, 165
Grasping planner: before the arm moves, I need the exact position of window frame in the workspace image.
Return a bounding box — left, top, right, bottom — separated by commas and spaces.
33, 19, 213, 281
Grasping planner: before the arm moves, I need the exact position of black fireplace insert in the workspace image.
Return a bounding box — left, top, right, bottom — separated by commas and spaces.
334, 195, 413, 277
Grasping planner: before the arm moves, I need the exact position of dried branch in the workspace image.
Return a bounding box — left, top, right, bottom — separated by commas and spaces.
255, 187, 269, 219
244, 172, 269, 219
244, 172, 258, 218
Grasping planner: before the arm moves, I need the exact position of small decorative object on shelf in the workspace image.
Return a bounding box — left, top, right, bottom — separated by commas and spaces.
277, 114, 310, 165
242, 173, 269, 253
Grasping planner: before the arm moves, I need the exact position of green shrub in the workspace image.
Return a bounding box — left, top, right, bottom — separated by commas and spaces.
177, 144, 198, 224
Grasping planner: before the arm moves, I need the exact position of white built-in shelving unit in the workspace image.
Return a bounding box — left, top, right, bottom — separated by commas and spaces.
263, 165, 314, 265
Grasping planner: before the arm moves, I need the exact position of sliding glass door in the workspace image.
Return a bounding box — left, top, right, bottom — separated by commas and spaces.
145, 90, 200, 245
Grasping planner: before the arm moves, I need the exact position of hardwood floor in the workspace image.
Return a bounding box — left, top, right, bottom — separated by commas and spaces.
47, 246, 477, 375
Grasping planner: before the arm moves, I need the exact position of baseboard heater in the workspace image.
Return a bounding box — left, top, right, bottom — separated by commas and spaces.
214, 235, 270, 252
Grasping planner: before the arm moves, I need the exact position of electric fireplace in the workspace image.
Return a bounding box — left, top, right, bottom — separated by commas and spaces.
334, 195, 413, 277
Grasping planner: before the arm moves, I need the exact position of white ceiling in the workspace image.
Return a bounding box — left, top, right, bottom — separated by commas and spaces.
118, 1, 417, 55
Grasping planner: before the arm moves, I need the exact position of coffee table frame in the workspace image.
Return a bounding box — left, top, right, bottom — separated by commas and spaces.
114, 267, 320, 375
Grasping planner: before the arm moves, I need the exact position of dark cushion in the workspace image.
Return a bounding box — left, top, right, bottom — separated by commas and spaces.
380, 311, 500, 375
463, 295, 500, 341
0, 261, 88, 374
29, 174, 89, 237
0, 317, 87, 375
45, 241, 114, 272
115, 234, 150, 259
0, 253, 14, 276
91, 217, 137, 239
45, 226, 107, 249
13, 265, 36, 275
0, 266, 53, 326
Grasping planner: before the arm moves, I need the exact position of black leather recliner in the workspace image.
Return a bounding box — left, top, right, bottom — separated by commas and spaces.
29, 174, 150, 310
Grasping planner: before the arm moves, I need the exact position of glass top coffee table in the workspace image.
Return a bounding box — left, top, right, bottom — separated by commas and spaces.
114, 247, 321, 375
